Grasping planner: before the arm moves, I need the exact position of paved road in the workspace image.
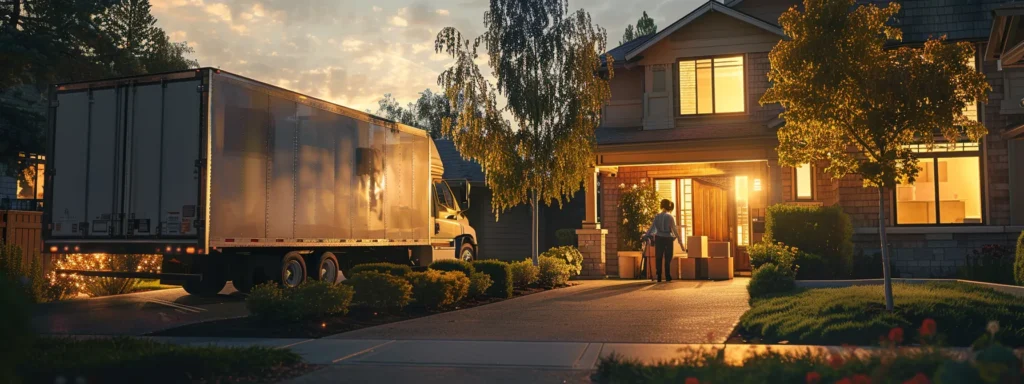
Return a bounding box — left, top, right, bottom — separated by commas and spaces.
330, 278, 750, 343
32, 284, 247, 335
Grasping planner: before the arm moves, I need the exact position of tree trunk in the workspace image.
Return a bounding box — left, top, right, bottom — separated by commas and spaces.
531, 191, 539, 266
878, 187, 894, 311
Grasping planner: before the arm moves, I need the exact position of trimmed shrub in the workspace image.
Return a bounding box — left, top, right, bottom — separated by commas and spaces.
246, 280, 354, 322
348, 271, 412, 311
0, 274, 33, 381
794, 251, 827, 280
472, 260, 513, 298
537, 257, 571, 289
555, 228, 578, 246
1016, 231, 1024, 286
468, 272, 492, 298
747, 263, 795, 299
428, 259, 475, 276
764, 204, 854, 278
407, 270, 470, 310
748, 242, 797, 270
510, 259, 539, 289
958, 244, 1015, 284
350, 262, 412, 277
539, 246, 583, 276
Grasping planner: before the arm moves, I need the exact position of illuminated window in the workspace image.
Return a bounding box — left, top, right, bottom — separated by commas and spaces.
654, 178, 693, 238
735, 176, 750, 246
895, 144, 983, 225
794, 163, 813, 200
16, 153, 45, 200
679, 56, 745, 115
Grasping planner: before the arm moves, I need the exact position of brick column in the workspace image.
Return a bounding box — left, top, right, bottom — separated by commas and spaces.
576, 228, 608, 277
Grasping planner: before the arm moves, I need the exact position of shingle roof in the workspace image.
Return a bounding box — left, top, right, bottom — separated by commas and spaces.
860, 0, 1008, 43
596, 122, 776, 146
433, 139, 485, 182
602, 35, 654, 67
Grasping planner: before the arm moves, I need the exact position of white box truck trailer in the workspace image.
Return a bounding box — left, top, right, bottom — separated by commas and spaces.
43, 68, 478, 295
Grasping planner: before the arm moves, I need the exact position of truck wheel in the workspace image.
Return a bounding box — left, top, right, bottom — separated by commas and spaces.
183, 265, 227, 297
280, 252, 307, 288
311, 252, 343, 285
459, 242, 475, 262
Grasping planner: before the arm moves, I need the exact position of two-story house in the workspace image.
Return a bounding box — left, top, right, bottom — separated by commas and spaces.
574, 0, 1024, 278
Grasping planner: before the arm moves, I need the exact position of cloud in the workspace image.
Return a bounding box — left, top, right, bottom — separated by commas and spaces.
390, 16, 409, 27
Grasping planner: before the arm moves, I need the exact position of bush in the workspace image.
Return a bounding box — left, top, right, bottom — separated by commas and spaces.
0, 243, 71, 303
1015, 231, 1024, 286
0, 274, 33, 381
555, 228, 578, 246
472, 260, 512, 298
747, 263, 795, 299
428, 259, 475, 276
748, 242, 797, 270
764, 204, 854, 278
510, 259, 540, 289
246, 280, 354, 322
407, 270, 470, 310
958, 244, 1015, 285
468, 272, 492, 298
539, 246, 583, 276
537, 257, 571, 289
348, 271, 412, 311
794, 251, 827, 280
350, 262, 412, 277
618, 181, 661, 251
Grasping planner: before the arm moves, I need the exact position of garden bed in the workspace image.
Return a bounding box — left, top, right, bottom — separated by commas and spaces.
732, 282, 1024, 347
150, 287, 550, 339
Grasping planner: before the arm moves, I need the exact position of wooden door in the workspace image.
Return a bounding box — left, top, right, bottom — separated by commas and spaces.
692, 180, 729, 242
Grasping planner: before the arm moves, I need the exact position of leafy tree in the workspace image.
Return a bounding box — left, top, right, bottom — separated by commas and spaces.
371, 89, 461, 139
374, 93, 419, 126
620, 24, 635, 45
760, 0, 989, 310
435, 0, 613, 263
620, 11, 656, 45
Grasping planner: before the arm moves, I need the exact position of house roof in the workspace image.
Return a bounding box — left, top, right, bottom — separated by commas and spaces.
624, 1, 785, 61
985, 3, 1024, 67
433, 139, 485, 183
602, 34, 655, 67
596, 122, 775, 146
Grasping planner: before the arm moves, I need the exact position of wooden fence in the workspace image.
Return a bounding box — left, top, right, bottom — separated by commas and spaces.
0, 210, 45, 269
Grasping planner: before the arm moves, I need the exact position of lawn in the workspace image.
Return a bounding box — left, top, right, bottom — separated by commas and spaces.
18, 337, 309, 383
736, 282, 1024, 347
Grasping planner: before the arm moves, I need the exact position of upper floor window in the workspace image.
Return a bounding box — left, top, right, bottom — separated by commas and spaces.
678, 55, 745, 115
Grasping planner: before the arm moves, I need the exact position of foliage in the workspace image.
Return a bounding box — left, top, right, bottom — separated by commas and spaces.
539, 246, 583, 276
429, 259, 475, 276
347, 271, 412, 312
372, 89, 454, 138
50, 253, 161, 297
246, 281, 354, 323
472, 259, 513, 298
738, 282, 1024, 346
794, 252, 828, 280
509, 259, 539, 289
406, 270, 470, 310
0, 274, 33, 382
1015, 231, 1024, 286
537, 257, 571, 289
620, 11, 657, 44
957, 244, 1016, 285
618, 181, 661, 251
765, 204, 854, 278
748, 242, 798, 271
555, 228, 578, 246
434, 0, 613, 217
595, 324, 1022, 384
21, 337, 302, 384
350, 262, 412, 277
468, 272, 493, 297
747, 262, 796, 299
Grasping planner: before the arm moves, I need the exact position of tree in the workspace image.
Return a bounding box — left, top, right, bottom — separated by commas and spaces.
371, 89, 461, 139
620, 24, 634, 45
760, 0, 989, 310
435, 0, 613, 263
374, 93, 419, 126
620, 11, 656, 45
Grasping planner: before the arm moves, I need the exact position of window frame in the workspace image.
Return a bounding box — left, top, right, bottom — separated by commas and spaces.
676, 54, 748, 117
892, 149, 986, 226
792, 163, 815, 201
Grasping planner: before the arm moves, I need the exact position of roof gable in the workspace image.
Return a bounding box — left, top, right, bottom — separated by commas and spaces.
625, 1, 784, 60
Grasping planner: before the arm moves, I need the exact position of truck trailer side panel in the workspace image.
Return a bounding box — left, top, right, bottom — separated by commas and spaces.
208, 73, 430, 246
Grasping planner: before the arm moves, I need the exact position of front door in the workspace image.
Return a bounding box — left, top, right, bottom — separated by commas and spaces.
692, 179, 730, 243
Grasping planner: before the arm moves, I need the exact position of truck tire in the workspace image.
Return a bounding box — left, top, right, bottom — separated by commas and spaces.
280, 252, 307, 288
459, 242, 475, 262
311, 252, 343, 285
183, 265, 227, 296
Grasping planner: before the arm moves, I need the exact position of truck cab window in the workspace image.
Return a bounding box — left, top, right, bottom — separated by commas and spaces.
435, 181, 456, 211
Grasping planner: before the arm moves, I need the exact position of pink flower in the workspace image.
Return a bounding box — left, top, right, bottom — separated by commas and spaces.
805, 372, 821, 384
889, 327, 904, 344
919, 319, 937, 338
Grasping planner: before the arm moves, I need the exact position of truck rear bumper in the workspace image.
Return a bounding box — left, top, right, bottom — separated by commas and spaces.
53, 269, 202, 281
44, 239, 201, 255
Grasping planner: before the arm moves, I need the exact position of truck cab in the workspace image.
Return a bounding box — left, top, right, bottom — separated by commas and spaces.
426, 143, 477, 265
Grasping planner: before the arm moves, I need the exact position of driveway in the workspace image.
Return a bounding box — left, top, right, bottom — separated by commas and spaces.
329, 278, 750, 343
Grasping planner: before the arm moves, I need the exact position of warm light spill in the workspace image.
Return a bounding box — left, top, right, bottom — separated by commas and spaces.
186, 247, 196, 254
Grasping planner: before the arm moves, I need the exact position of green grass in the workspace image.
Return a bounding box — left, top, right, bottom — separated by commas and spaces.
738, 282, 1024, 346
19, 337, 303, 383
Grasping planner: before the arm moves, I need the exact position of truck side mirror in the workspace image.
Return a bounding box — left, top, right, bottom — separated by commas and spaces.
460, 182, 471, 211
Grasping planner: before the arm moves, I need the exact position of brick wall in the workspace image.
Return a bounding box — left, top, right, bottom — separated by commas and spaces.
747, 52, 784, 123
854, 231, 1021, 278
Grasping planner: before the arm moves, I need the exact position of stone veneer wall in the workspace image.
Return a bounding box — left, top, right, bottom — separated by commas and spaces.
854, 231, 1022, 278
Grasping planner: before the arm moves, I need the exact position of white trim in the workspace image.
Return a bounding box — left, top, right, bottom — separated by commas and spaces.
853, 225, 1024, 235
625, 1, 785, 61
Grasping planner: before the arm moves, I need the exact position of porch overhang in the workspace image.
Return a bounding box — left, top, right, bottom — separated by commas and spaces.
1005, 122, 1024, 140
595, 136, 778, 167
985, 4, 1024, 69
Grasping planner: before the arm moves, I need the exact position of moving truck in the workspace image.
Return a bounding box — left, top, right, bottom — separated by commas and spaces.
43, 68, 478, 295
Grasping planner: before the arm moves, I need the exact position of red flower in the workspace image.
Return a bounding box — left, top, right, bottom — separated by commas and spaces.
829, 353, 845, 369
685, 378, 700, 384
806, 372, 821, 384
903, 373, 930, 384
837, 378, 852, 384
919, 319, 937, 338
852, 374, 872, 384
888, 327, 904, 344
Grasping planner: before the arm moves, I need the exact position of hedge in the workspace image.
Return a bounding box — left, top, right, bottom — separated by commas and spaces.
246, 280, 354, 322
350, 262, 412, 277
539, 246, 583, 276
1015, 231, 1024, 286
510, 260, 539, 289
407, 270, 470, 310
472, 260, 513, 298
347, 271, 412, 311
747, 263, 795, 299
537, 257, 570, 289
764, 204, 854, 279
428, 259, 475, 276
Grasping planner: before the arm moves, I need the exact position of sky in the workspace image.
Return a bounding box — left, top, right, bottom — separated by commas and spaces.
150, 0, 708, 112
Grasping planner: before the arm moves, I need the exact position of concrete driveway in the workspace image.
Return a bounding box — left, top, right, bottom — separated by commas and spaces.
330, 278, 750, 344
